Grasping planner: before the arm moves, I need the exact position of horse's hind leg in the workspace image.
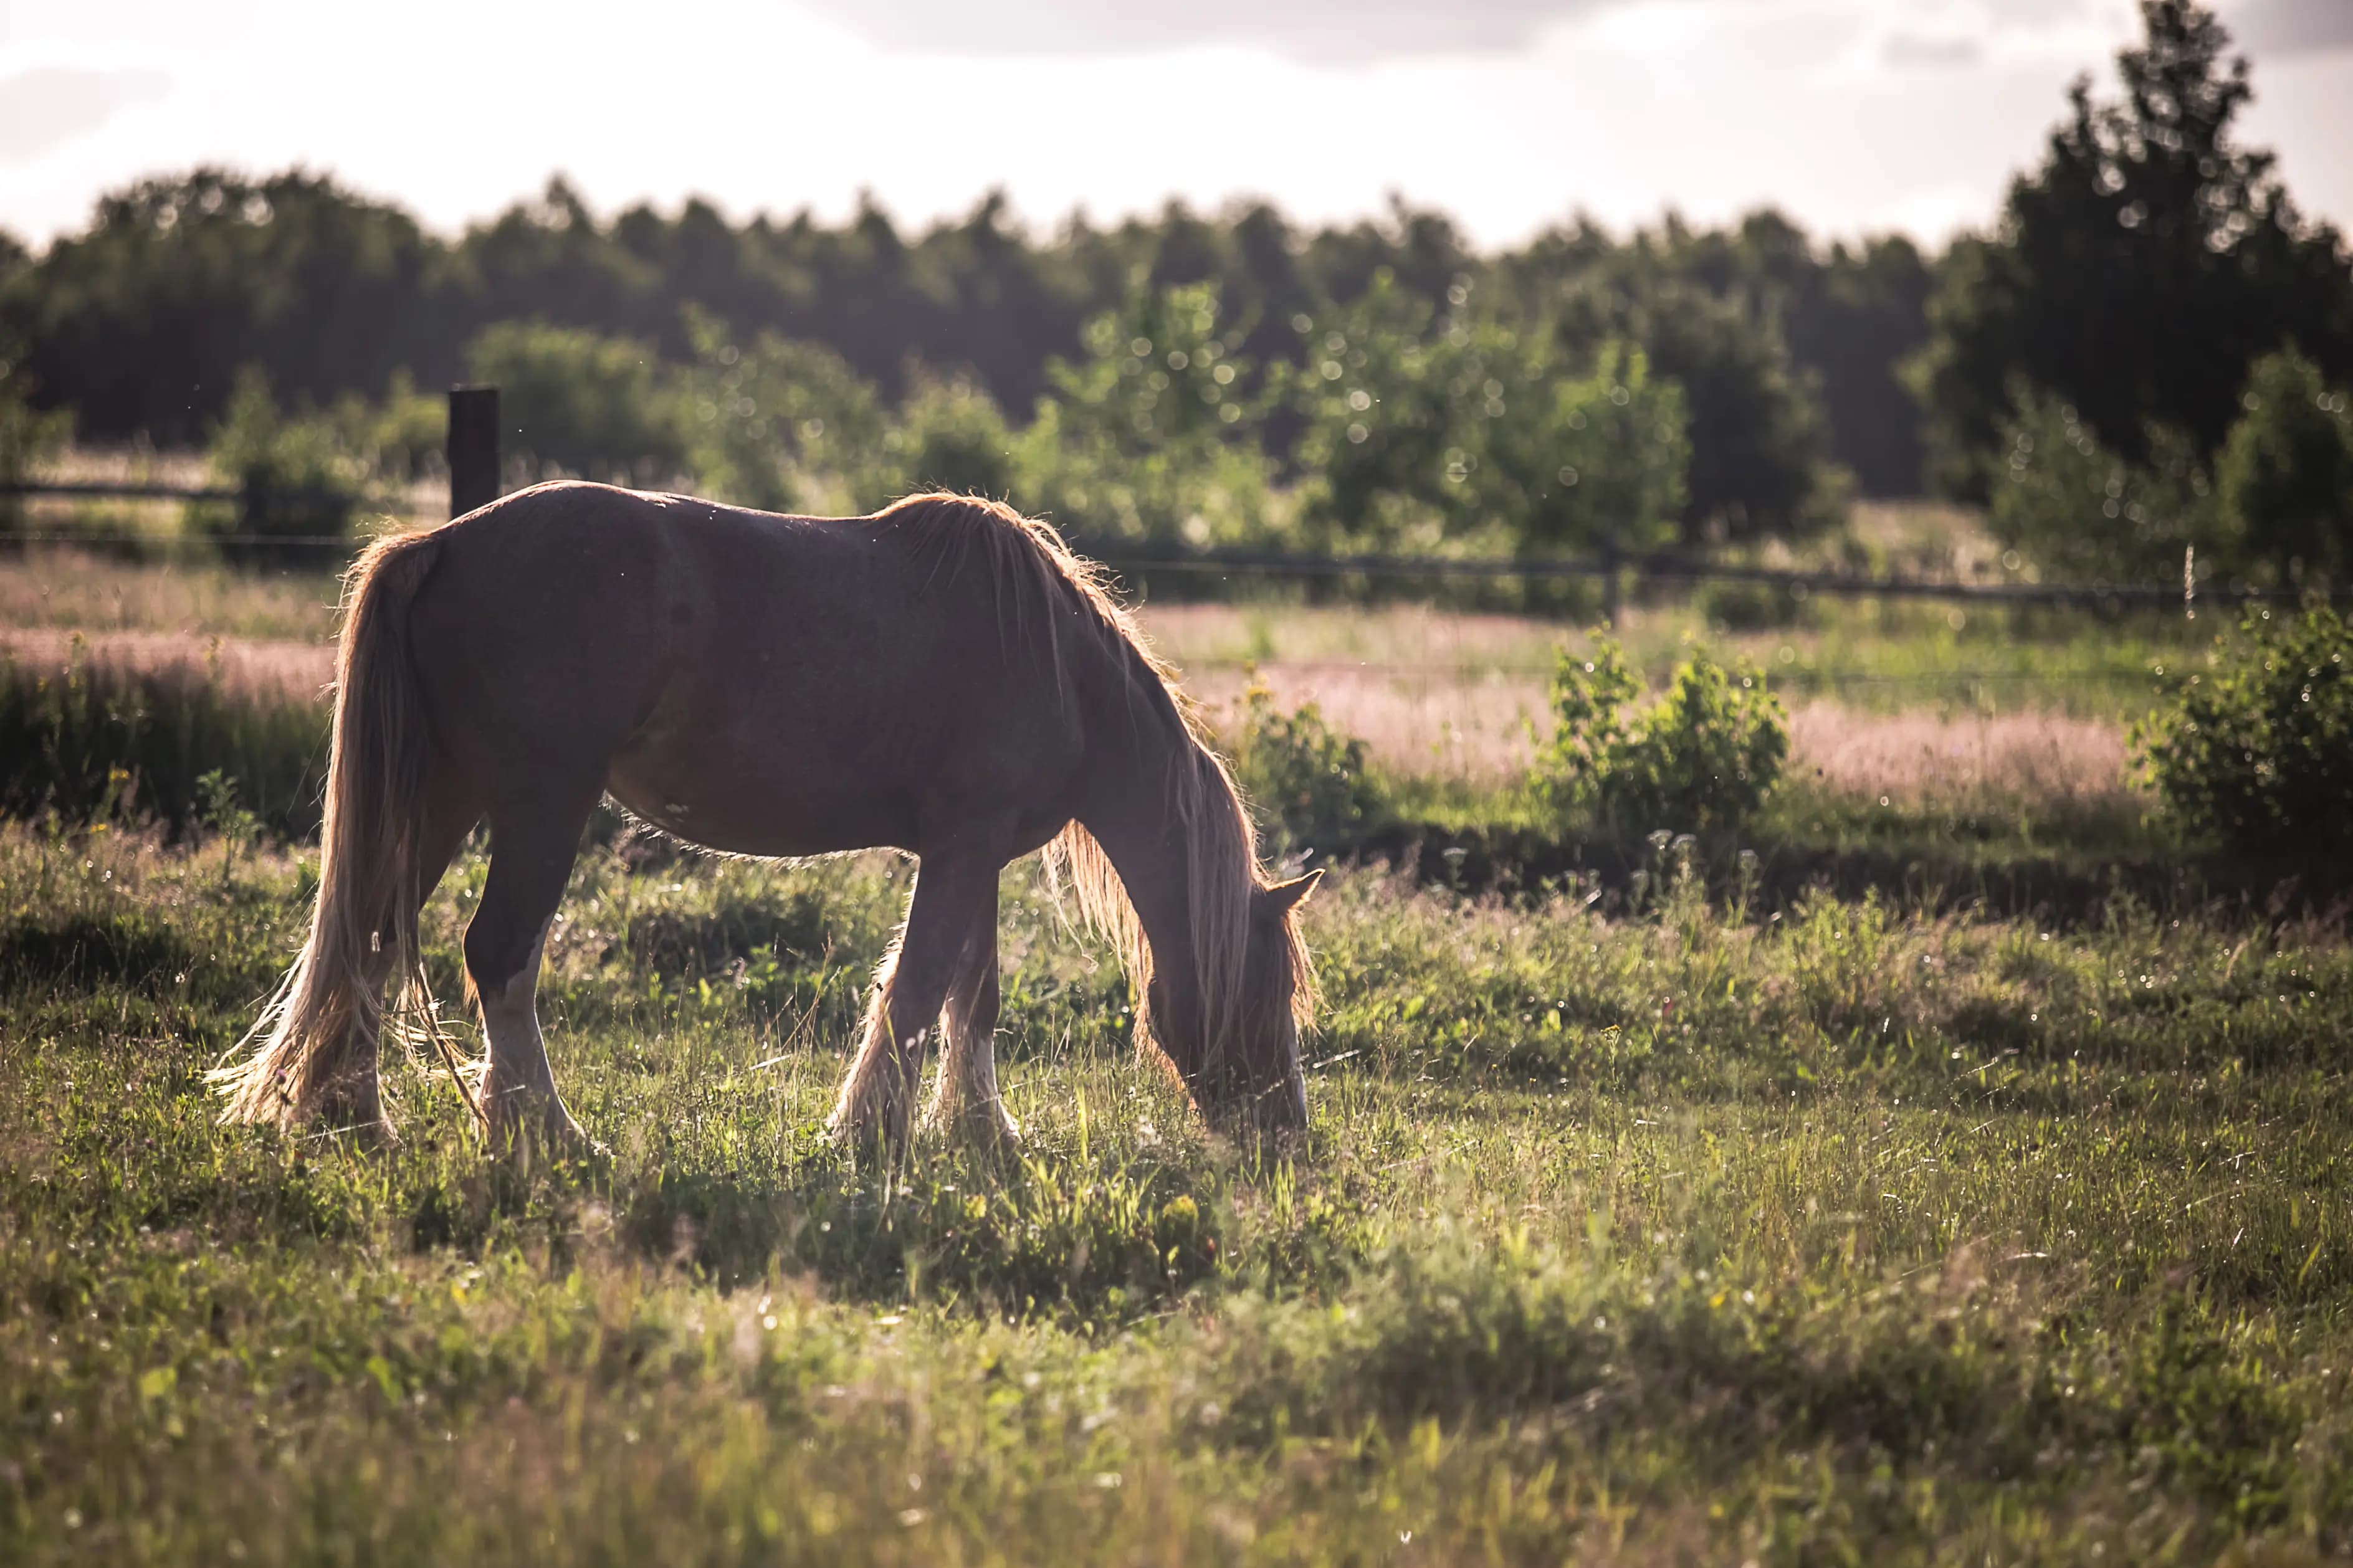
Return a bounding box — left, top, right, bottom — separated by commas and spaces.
827, 849, 1000, 1155
924, 911, 1019, 1149
467, 779, 601, 1154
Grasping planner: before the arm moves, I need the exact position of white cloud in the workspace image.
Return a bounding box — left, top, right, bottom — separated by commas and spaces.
0, 0, 2344, 252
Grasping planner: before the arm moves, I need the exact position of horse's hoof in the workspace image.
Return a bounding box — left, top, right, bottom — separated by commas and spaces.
826, 1106, 914, 1164
310, 1089, 397, 1151
926, 1103, 1021, 1156
484, 1088, 596, 1163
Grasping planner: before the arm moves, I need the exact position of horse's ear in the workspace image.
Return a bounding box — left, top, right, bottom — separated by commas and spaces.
1262, 868, 1324, 916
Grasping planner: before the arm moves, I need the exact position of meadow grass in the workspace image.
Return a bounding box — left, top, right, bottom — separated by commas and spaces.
1, 549, 2214, 713
3, 822, 2351, 1564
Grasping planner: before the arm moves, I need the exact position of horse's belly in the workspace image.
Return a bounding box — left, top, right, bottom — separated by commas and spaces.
605, 751, 915, 858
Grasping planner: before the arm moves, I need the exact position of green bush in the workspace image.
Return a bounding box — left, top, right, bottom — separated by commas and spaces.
2132, 604, 2353, 856
326, 368, 447, 490
1697, 574, 1812, 632
1226, 674, 1383, 857
1537, 632, 1787, 834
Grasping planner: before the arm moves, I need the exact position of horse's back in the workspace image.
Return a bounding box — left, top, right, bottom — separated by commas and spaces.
405, 482, 1091, 856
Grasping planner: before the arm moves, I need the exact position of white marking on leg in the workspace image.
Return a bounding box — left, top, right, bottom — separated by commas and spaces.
482, 919, 575, 1134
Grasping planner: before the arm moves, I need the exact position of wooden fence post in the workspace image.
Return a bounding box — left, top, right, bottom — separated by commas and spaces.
447, 386, 500, 519
1601, 530, 1623, 629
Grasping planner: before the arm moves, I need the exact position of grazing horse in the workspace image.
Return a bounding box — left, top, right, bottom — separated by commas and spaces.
210, 482, 1320, 1152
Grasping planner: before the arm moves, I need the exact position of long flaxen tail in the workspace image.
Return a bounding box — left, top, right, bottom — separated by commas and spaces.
209, 530, 452, 1131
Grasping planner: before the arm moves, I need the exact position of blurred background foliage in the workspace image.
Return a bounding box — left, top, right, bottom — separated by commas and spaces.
0, 2, 2346, 581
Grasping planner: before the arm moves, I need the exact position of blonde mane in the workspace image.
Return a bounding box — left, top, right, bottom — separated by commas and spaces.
876, 493, 1314, 1069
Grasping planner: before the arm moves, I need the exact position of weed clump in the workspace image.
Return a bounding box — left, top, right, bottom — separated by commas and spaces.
1226, 672, 1384, 857
1536, 630, 1787, 835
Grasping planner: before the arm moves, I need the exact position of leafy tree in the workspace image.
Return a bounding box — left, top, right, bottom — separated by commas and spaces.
1289, 272, 1689, 557
868, 376, 1016, 503
1284, 270, 1467, 546
0, 338, 69, 533
675, 308, 889, 513
1987, 382, 2223, 581
0, 169, 453, 445
1912, 0, 2353, 499
1594, 291, 1803, 544
1783, 234, 1935, 497
1472, 341, 1689, 558
1044, 278, 1264, 455
2218, 349, 2353, 583
465, 320, 686, 485
1016, 280, 1277, 545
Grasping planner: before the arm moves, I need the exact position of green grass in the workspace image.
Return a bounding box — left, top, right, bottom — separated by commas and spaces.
1146, 592, 2213, 721
0, 647, 329, 836
3, 822, 2352, 1563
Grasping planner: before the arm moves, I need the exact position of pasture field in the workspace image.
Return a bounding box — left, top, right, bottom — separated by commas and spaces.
4, 819, 2352, 1564
4, 538, 2351, 1563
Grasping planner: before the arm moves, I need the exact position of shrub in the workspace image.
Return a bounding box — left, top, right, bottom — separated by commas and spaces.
1226, 674, 1383, 857
201, 368, 365, 545
327, 368, 447, 490
1697, 575, 1811, 632
2132, 604, 2353, 856
1537, 632, 1787, 834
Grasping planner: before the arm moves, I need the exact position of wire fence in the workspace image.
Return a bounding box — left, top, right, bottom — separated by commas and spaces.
4, 517, 2335, 614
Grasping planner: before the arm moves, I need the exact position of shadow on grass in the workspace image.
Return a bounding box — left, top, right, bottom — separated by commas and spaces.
1350, 811, 2353, 928
401, 1143, 1326, 1325
0, 911, 202, 994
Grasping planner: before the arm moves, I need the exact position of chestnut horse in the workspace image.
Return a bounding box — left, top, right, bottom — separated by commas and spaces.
210, 482, 1319, 1152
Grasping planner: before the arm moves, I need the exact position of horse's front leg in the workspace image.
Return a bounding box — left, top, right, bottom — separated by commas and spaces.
826, 850, 1000, 1156
924, 908, 1019, 1151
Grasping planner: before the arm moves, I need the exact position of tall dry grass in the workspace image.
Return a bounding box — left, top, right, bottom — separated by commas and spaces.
0, 625, 2135, 815
0, 548, 343, 642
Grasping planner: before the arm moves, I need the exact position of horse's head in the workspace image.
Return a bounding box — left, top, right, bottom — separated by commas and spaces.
1153, 868, 1322, 1132
1242, 868, 1322, 1129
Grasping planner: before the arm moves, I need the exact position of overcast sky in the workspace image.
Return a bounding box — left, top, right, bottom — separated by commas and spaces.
1, 0, 2347, 252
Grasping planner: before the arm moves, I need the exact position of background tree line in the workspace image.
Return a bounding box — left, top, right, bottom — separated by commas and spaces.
1, 1, 2348, 581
